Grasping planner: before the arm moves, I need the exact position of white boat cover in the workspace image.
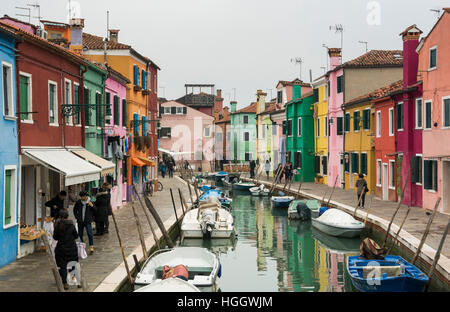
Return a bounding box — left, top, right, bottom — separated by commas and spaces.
23, 148, 101, 186
70, 148, 115, 177
316, 209, 363, 227
134, 278, 200, 292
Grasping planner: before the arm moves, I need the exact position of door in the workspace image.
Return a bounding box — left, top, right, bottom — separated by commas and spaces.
340, 154, 345, 187
382, 163, 388, 201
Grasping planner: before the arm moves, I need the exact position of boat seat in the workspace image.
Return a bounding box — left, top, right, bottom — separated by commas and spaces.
362, 266, 403, 278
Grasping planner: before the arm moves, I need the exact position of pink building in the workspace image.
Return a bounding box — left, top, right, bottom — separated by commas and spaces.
418, 8, 450, 213
159, 101, 215, 171
104, 67, 129, 210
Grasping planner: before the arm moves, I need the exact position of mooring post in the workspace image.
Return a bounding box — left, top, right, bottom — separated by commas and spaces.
296, 175, 304, 199
143, 193, 175, 248
170, 188, 181, 233
387, 206, 412, 254
111, 210, 134, 289
425, 218, 450, 292
326, 176, 339, 207
130, 201, 148, 260
133, 184, 161, 250
42, 234, 65, 292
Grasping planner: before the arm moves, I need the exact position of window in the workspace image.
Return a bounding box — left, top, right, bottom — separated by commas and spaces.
344, 153, 349, 172
105, 92, 111, 124
148, 72, 152, 92
95, 92, 103, 127
272, 123, 277, 135
294, 151, 302, 169
315, 156, 321, 174
84, 87, 91, 126
133, 65, 140, 86
163, 106, 171, 114
389, 108, 394, 136
313, 88, 319, 103
204, 126, 211, 137
160, 127, 171, 138
122, 99, 127, 128
282, 120, 287, 135
19, 73, 32, 122
353, 111, 361, 131
244, 132, 249, 142
424, 160, 438, 191
114, 95, 120, 126
154, 74, 157, 93
376, 160, 382, 186
351, 153, 359, 173
133, 113, 139, 135
337, 116, 343, 135
360, 153, 367, 175
324, 117, 328, 136
2, 62, 13, 118
171, 107, 176, 115
327, 81, 330, 97
337, 75, 343, 93
142, 115, 147, 136
344, 113, 350, 132
141, 69, 147, 89
277, 91, 282, 104
397, 102, 404, 131
443, 97, 450, 128
176, 107, 183, 115
287, 119, 292, 136
362, 109, 370, 130
416, 98, 423, 129
429, 46, 437, 70
3, 166, 17, 228
49, 81, 58, 125
322, 156, 328, 175
298, 118, 302, 136
389, 160, 395, 189
376, 111, 381, 137
411, 155, 422, 184
74, 83, 81, 125
64, 80, 72, 125
316, 118, 320, 137
425, 101, 432, 129
324, 84, 328, 100
243, 115, 249, 124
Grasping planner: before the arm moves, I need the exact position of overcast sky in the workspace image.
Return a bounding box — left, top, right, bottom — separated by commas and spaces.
2, 0, 448, 109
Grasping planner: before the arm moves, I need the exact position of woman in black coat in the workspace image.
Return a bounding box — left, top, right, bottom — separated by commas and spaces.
53, 210, 79, 290
94, 188, 109, 236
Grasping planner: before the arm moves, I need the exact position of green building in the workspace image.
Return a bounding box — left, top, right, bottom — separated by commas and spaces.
230, 101, 257, 162
285, 90, 315, 182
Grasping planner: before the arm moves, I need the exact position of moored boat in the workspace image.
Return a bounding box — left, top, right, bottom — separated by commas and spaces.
288, 199, 320, 220
233, 181, 256, 191
347, 255, 429, 292
249, 186, 261, 196
311, 208, 365, 238
134, 277, 201, 292
271, 196, 295, 208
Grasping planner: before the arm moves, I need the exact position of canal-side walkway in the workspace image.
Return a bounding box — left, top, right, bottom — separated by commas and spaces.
0, 176, 192, 292
243, 175, 450, 284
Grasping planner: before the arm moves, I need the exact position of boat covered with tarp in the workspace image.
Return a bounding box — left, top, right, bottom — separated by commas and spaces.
311, 208, 365, 238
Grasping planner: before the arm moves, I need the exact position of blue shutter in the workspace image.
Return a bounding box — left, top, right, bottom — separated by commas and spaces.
142, 116, 147, 136
142, 70, 146, 89
133, 65, 137, 85
134, 113, 139, 135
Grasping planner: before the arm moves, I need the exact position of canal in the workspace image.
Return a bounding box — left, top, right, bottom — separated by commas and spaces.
178, 189, 361, 292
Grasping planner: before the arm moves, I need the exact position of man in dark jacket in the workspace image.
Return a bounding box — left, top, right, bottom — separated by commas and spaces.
73, 191, 96, 254
45, 191, 67, 219
102, 183, 112, 234
249, 160, 256, 179
355, 173, 369, 209
94, 188, 109, 236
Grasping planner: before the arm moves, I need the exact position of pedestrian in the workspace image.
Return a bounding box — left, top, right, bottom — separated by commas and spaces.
168, 161, 174, 178
45, 191, 67, 219
285, 162, 292, 182
249, 159, 256, 179
102, 182, 112, 234
67, 185, 78, 212
161, 162, 166, 178
355, 173, 369, 209
264, 160, 270, 180
94, 188, 109, 236
53, 210, 79, 290
73, 191, 96, 254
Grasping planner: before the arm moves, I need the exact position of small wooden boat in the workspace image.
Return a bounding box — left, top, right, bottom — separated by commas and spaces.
311, 208, 365, 238
134, 277, 201, 292
233, 181, 256, 191
347, 255, 429, 292
271, 196, 295, 208
134, 247, 221, 292
288, 199, 320, 220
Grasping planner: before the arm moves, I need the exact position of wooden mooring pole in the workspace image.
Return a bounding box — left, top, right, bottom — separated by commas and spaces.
326, 176, 339, 207
363, 194, 374, 225
170, 188, 181, 232
130, 201, 148, 260
425, 218, 450, 292
42, 234, 65, 292
296, 176, 304, 199
387, 206, 411, 254
412, 197, 441, 265
142, 193, 175, 248
269, 167, 282, 195
133, 184, 161, 250
178, 188, 187, 215
111, 210, 134, 289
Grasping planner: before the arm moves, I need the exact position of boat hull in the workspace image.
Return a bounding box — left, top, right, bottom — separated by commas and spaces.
272, 200, 292, 208
311, 218, 363, 238
182, 229, 233, 239
233, 184, 255, 190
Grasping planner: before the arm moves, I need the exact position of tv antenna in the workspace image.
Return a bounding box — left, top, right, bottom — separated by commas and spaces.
266, 89, 273, 100
15, 6, 31, 24
358, 41, 368, 53
430, 9, 441, 20
27, 2, 42, 25
320, 66, 326, 74
290, 57, 303, 80
329, 24, 344, 63
322, 44, 329, 71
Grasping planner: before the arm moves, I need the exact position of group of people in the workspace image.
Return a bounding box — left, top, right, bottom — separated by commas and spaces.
159, 156, 176, 178
45, 182, 113, 290
248, 159, 295, 183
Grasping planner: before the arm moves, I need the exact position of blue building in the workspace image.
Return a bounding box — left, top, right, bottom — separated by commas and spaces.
0, 25, 20, 268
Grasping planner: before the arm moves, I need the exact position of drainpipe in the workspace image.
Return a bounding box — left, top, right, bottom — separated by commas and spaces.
80, 64, 88, 148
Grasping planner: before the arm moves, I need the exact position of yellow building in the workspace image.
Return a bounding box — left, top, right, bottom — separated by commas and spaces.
312, 76, 329, 185
342, 95, 375, 194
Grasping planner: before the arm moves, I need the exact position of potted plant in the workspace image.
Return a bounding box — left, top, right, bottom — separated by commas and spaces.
315, 174, 323, 184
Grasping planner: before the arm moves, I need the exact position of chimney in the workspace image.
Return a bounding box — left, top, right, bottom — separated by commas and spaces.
256, 90, 267, 114
109, 29, 119, 43
214, 89, 224, 113
230, 101, 237, 113
69, 18, 84, 55
328, 48, 342, 70
400, 25, 422, 89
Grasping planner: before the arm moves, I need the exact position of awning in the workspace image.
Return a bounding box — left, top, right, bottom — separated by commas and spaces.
23, 148, 101, 186
137, 156, 156, 167
131, 157, 146, 167
70, 149, 115, 177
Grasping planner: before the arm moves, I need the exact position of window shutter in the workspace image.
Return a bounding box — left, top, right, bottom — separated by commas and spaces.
423, 160, 431, 189
4, 170, 11, 224
133, 65, 138, 85
433, 161, 438, 191
133, 113, 139, 135
323, 157, 328, 175
345, 153, 349, 172
19, 76, 28, 120
142, 116, 147, 136
171, 106, 176, 114
361, 154, 367, 175
122, 99, 127, 127
315, 156, 320, 173
313, 89, 319, 102
113, 96, 119, 125
183, 107, 187, 115
142, 69, 146, 89
337, 117, 343, 135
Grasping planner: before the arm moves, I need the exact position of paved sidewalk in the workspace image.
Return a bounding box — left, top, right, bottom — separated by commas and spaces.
245, 175, 450, 258
0, 176, 191, 292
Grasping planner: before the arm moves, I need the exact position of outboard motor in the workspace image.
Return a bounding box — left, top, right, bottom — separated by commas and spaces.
296, 201, 311, 221
200, 209, 216, 239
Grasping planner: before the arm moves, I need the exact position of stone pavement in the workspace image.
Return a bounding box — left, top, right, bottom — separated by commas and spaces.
245, 175, 450, 258
0, 176, 192, 292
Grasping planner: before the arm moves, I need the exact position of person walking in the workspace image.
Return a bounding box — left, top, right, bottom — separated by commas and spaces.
249, 159, 256, 179
94, 188, 109, 236
102, 183, 112, 234
73, 191, 96, 254
160, 162, 167, 178
45, 191, 67, 219
285, 162, 293, 182
168, 161, 174, 178
53, 210, 79, 290
264, 160, 270, 180
355, 173, 369, 209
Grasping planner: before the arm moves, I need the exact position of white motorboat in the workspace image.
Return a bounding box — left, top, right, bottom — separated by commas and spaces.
249, 186, 261, 196
181, 198, 234, 238
259, 184, 270, 196
134, 247, 221, 292
311, 208, 365, 238
134, 277, 201, 292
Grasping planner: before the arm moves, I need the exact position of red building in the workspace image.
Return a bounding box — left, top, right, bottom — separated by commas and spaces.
145, 56, 160, 175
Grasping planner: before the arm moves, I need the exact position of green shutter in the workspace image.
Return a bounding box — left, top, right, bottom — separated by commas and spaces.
20, 75, 28, 120
361, 154, 367, 175
423, 160, 432, 189
363, 110, 370, 130
433, 161, 438, 191
337, 117, 343, 135
49, 84, 55, 124
74, 85, 80, 124
4, 170, 12, 225
122, 99, 127, 128
114, 96, 120, 126
84, 88, 90, 126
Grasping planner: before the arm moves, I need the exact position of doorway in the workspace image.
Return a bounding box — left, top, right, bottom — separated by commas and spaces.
382, 163, 388, 201
443, 160, 450, 214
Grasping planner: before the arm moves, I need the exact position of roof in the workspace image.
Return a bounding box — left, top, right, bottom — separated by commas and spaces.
1, 15, 38, 31
0, 22, 22, 41
176, 92, 215, 108
233, 102, 257, 114
40, 20, 70, 28
277, 78, 311, 88
262, 102, 276, 114
417, 8, 450, 52
0, 20, 87, 67
344, 80, 404, 106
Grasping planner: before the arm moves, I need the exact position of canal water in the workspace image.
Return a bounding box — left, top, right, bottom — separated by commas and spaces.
178, 189, 361, 292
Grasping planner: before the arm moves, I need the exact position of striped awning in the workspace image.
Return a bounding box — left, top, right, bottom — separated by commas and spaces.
70, 149, 115, 177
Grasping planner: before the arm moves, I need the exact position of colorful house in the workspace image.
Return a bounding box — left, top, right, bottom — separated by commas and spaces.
417, 9, 450, 213
286, 91, 315, 182
213, 105, 231, 168
0, 24, 21, 268
312, 76, 329, 184
327, 48, 403, 189
159, 101, 215, 171
230, 101, 257, 163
